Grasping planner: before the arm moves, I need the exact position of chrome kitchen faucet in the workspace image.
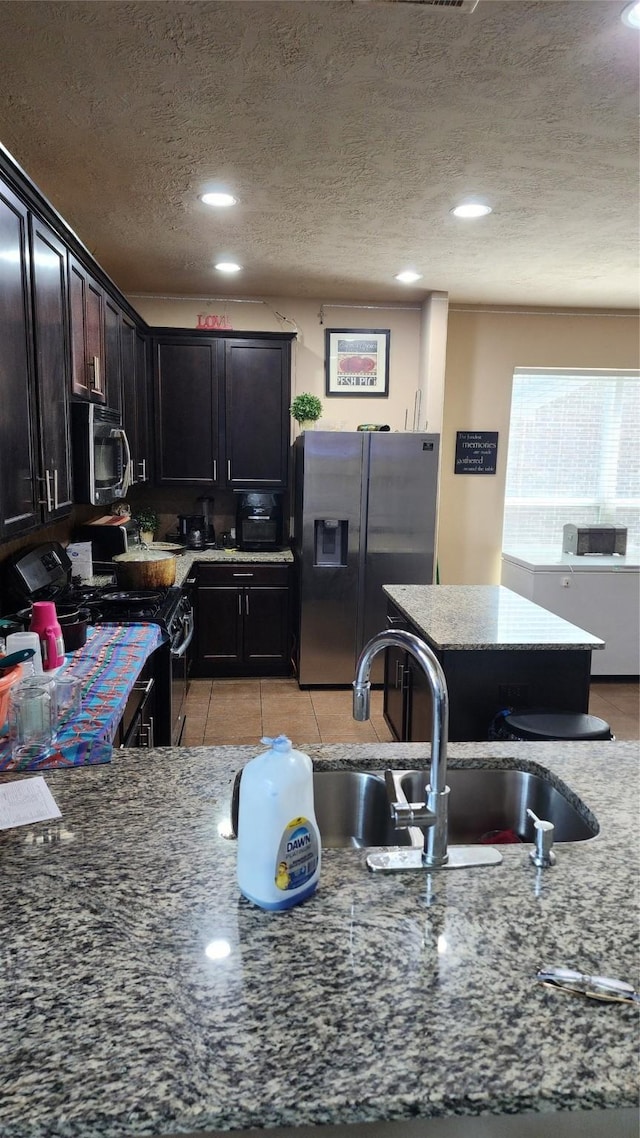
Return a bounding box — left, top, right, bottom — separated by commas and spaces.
353, 629, 502, 872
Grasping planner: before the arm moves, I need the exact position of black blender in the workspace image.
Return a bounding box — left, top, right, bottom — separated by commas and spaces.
197, 496, 216, 548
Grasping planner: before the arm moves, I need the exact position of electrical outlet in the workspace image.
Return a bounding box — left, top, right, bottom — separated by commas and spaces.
498, 683, 530, 705
561, 576, 571, 588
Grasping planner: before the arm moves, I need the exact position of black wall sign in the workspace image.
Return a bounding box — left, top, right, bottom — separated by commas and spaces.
454, 431, 499, 474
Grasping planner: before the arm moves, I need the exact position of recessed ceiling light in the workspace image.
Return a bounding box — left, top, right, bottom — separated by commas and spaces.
395, 270, 423, 284
451, 202, 493, 218
200, 191, 238, 208
214, 261, 242, 273
621, 1, 640, 27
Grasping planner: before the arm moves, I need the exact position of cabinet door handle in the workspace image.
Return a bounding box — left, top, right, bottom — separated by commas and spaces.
238, 594, 242, 616
387, 614, 406, 629
232, 573, 254, 578
227, 460, 232, 481
42, 470, 53, 513
147, 715, 154, 748
245, 593, 249, 616
213, 459, 217, 481
90, 355, 100, 390
138, 458, 147, 481
53, 468, 59, 511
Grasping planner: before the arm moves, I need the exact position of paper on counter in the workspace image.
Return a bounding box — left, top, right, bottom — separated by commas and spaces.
0, 776, 62, 830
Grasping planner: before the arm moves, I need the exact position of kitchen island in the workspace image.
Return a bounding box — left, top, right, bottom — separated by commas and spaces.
383, 585, 605, 741
0, 739, 638, 1138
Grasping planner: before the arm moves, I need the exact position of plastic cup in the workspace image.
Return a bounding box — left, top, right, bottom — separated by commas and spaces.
5, 631, 44, 676
9, 682, 55, 762
54, 675, 83, 727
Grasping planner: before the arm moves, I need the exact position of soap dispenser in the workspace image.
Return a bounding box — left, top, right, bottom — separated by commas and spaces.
236, 735, 321, 911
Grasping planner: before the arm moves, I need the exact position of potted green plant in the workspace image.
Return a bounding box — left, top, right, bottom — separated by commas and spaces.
290, 393, 323, 431
134, 508, 158, 543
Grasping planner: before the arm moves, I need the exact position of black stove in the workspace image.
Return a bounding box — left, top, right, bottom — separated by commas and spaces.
48, 583, 192, 656
56, 582, 185, 633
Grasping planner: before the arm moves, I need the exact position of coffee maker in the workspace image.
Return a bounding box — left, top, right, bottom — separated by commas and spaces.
177, 514, 206, 548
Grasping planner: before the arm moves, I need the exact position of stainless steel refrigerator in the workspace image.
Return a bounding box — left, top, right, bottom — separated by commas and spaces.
293, 431, 440, 685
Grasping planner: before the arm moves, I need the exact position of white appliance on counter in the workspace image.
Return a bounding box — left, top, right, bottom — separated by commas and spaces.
501, 548, 640, 677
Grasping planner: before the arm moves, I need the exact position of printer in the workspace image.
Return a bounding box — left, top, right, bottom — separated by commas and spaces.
562, 524, 628, 556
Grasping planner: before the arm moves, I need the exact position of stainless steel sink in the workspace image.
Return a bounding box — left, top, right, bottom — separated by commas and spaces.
312, 771, 414, 849
230, 767, 598, 848
315, 767, 598, 847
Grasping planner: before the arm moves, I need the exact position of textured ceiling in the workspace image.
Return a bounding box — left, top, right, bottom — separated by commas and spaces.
0, 0, 638, 308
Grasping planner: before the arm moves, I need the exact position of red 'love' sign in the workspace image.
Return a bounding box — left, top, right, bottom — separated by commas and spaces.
196, 314, 233, 330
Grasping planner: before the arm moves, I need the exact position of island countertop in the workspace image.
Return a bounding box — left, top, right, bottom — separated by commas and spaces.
0, 739, 638, 1138
383, 584, 605, 651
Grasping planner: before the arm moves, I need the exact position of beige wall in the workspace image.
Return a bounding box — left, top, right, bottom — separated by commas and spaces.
130, 294, 640, 587
130, 295, 424, 434
438, 307, 640, 585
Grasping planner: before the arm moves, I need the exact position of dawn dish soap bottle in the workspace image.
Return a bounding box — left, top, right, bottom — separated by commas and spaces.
237, 735, 321, 911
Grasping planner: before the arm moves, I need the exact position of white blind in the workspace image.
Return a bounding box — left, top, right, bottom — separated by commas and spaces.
503, 368, 640, 550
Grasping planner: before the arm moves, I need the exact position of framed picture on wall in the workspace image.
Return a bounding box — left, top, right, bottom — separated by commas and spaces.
325, 329, 390, 397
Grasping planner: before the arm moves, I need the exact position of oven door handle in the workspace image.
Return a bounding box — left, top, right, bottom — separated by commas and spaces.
171, 609, 194, 658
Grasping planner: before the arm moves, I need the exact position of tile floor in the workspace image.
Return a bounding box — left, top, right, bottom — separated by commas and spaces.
183, 677, 639, 746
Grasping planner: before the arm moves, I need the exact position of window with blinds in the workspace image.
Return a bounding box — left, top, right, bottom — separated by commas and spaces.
502, 368, 640, 551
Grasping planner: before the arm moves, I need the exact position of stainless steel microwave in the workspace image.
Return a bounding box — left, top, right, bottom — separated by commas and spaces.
70, 403, 131, 505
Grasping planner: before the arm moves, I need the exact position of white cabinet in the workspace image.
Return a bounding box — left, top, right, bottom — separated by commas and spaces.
501, 549, 639, 676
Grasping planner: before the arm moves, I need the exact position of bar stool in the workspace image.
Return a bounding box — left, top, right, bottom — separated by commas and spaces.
490, 710, 613, 742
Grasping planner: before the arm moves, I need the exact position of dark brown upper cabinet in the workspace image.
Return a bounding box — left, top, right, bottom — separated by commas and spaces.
103, 292, 123, 419
152, 332, 292, 490
121, 319, 151, 485
154, 337, 221, 486
0, 177, 75, 539
0, 150, 152, 542
0, 180, 39, 538
29, 217, 73, 522
68, 253, 106, 404
224, 338, 291, 489
134, 329, 151, 484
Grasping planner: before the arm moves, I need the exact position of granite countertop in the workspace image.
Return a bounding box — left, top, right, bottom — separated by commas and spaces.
85, 547, 294, 590
384, 584, 605, 651
0, 739, 638, 1137
174, 547, 293, 585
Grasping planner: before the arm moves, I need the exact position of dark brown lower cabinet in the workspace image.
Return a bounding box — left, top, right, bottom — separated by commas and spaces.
194, 563, 292, 676
383, 639, 433, 742
113, 642, 171, 747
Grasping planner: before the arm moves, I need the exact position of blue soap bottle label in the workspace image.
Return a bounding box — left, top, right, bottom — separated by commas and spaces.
275, 816, 319, 892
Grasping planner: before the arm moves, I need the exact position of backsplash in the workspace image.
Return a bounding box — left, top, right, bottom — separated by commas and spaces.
126, 486, 237, 542
0, 505, 104, 569
0, 486, 292, 586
